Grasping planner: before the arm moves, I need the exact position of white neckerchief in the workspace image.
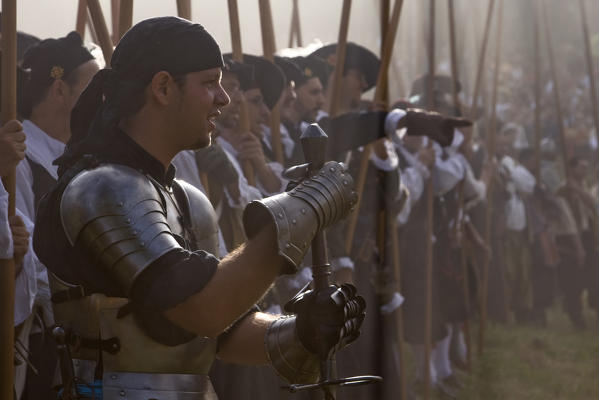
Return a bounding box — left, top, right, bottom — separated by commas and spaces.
22, 120, 66, 180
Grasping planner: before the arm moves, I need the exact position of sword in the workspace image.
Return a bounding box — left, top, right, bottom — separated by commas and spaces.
288, 124, 382, 399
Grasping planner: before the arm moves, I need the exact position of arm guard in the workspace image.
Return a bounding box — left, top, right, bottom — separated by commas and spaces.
61, 164, 182, 295
243, 161, 357, 273
265, 316, 319, 384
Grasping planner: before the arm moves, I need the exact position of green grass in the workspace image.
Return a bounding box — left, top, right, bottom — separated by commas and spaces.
445, 303, 599, 400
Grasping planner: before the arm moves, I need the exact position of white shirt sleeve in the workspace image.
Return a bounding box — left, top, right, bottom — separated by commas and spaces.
433, 152, 465, 196
15, 159, 36, 223
501, 156, 536, 194
369, 140, 399, 171
0, 182, 12, 259
14, 210, 38, 326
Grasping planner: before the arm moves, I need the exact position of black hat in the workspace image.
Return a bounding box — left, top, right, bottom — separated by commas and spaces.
241, 54, 286, 110
111, 16, 223, 82
20, 31, 94, 117
273, 56, 303, 86
310, 42, 380, 91
222, 54, 254, 91
290, 55, 331, 89
22, 31, 94, 88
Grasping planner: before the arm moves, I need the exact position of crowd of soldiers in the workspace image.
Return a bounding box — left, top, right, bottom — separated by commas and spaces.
1, 11, 599, 400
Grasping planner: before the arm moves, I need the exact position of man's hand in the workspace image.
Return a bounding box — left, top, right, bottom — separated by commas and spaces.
9, 215, 29, 274
0, 120, 26, 177
194, 144, 238, 186
402, 108, 472, 147
234, 132, 268, 169
285, 283, 365, 359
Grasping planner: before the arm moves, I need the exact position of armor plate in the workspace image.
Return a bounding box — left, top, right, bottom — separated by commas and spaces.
53, 162, 221, 399
60, 164, 219, 294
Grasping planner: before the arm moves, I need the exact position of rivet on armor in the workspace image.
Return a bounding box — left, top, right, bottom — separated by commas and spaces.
285, 243, 291, 249
329, 167, 336, 172
301, 208, 306, 214
278, 212, 284, 219
119, 390, 126, 396
320, 171, 325, 176
343, 180, 348, 185
111, 374, 117, 380
132, 230, 137, 235
140, 242, 145, 247
292, 219, 297, 224
125, 218, 131, 224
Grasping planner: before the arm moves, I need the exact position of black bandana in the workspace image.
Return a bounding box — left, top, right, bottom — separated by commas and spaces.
58, 17, 224, 176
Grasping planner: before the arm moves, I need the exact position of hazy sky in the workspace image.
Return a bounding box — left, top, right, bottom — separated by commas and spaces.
6, 0, 382, 55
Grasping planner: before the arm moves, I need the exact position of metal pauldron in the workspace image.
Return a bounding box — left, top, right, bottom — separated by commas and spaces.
265, 316, 320, 384
243, 161, 357, 272
61, 164, 182, 295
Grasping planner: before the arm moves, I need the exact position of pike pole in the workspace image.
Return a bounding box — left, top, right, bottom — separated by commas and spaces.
227, 0, 256, 187
0, 0, 18, 397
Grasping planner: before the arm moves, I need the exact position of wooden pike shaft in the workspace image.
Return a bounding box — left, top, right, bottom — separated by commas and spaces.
0, 0, 17, 397
448, 0, 461, 114
111, 0, 120, 43
424, 2, 435, 398
288, 0, 303, 48
118, 0, 134, 42
479, 0, 503, 358
176, 0, 192, 20
469, 0, 496, 117
87, 0, 114, 65
294, 0, 303, 47
578, 0, 599, 161
448, 0, 471, 370
344, 0, 403, 254
533, 0, 542, 181
328, 0, 352, 118
541, 0, 570, 180
76, 0, 88, 39
227, 0, 256, 185
390, 219, 408, 400
258, 0, 284, 166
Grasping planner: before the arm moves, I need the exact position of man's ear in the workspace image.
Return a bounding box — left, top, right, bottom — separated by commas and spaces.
150, 71, 174, 106
48, 79, 69, 107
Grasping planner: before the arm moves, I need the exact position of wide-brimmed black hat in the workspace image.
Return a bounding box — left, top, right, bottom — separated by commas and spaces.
240, 54, 286, 110
310, 42, 380, 91
222, 54, 255, 91
273, 56, 303, 87
290, 55, 331, 89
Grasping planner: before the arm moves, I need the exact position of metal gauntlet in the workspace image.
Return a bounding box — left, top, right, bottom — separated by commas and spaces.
243, 161, 357, 273
265, 316, 319, 384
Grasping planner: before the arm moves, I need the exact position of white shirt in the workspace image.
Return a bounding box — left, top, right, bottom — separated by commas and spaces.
0, 182, 11, 259
14, 120, 62, 328
16, 120, 66, 221
1, 182, 39, 326
172, 150, 229, 259
501, 155, 536, 231
396, 145, 429, 226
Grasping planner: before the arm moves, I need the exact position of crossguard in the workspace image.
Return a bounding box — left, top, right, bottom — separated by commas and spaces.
285, 375, 383, 393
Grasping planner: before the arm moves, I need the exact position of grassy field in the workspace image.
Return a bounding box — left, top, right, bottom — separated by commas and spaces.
442, 303, 599, 400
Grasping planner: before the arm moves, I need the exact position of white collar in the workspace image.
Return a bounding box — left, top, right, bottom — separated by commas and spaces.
22, 120, 66, 180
